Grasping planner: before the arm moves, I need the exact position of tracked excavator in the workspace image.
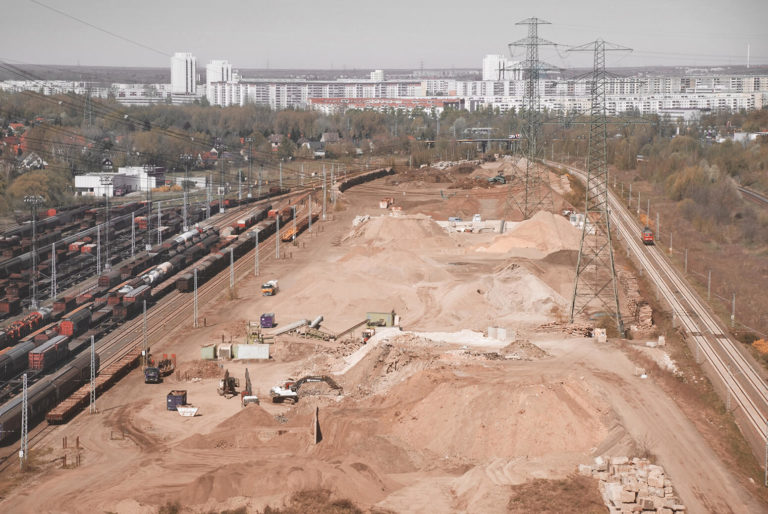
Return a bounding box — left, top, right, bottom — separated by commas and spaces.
270, 375, 342, 403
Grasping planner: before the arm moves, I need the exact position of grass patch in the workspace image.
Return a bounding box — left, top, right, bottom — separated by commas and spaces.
506, 474, 604, 513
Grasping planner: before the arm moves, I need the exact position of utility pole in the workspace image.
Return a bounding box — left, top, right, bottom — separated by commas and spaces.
131, 211, 135, 257
142, 300, 148, 368
96, 225, 101, 276
145, 167, 152, 251
279, 161, 283, 190
157, 201, 162, 245
308, 195, 312, 233
292, 206, 297, 243
276, 216, 280, 258
193, 268, 198, 328
322, 164, 327, 221
206, 173, 212, 219
229, 247, 234, 291
258, 165, 263, 198
20, 373, 28, 470
50, 242, 57, 300
238, 169, 242, 201
181, 153, 192, 231
100, 174, 112, 270
89, 335, 96, 413
246, 137, 254, 198
568, 39, 631, 334
254, 231, 259, 276
24, 195, 43, 310
331, 165, 335, 204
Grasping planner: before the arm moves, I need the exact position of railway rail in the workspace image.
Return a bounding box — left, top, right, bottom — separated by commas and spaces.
553, 160, 768, 452
738, 186, 768, 208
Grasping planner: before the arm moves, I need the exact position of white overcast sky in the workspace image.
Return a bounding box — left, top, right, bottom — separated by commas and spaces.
3, 0, 767, 70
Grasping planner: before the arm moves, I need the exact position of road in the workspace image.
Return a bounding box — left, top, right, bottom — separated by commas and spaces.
548, 160, 768, 456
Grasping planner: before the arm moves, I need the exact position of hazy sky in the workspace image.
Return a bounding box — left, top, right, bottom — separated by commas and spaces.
3, 0, 767, 70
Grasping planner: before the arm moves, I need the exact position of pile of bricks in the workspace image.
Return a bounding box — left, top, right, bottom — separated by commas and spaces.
578, 456, 686, 513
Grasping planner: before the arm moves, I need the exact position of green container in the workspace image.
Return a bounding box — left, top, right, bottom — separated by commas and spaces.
200, 343, 216, 360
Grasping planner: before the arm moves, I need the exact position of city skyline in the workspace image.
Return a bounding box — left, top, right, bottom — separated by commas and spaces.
2, 0, 767, 70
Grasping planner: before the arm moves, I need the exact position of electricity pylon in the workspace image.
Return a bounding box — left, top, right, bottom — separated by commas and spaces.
506, 17, 558, 219
568, 39, 631, 333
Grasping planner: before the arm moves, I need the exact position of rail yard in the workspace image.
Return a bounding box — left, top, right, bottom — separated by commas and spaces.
0, 160, 764, 513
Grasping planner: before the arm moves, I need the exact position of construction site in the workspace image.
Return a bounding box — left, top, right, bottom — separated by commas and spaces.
0, 156, 763, 513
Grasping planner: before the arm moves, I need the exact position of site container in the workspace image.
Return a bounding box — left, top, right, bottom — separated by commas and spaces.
166, 390, 187, 411
200, 343, 216, 360
260, 313, 275, 328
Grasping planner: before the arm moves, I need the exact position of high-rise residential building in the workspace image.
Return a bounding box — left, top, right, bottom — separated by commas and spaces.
370, 69, 385, 82
171, 52, 197, 94
206, 60, 232, 88
482, 54, 522, 81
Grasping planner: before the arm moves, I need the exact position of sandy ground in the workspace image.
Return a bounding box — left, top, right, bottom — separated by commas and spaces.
0, 172, 763, 513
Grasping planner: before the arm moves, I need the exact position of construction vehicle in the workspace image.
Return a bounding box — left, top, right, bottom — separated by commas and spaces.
144, 355, 175, 384
270, 375, 342, 404
642, 226, 655, 245
261, 280, 279, 296
362, 328, 376, 343
217, 369, 240, 398
488, 173, 506, 185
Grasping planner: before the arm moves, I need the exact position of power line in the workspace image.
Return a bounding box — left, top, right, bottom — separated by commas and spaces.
29, 0, 171, 58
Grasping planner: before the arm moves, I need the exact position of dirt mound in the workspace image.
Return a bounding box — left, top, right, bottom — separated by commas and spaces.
485, 264, 568, 324
344, 215, 454, 251
177, 360, 222, 380
475, 211, 581, 257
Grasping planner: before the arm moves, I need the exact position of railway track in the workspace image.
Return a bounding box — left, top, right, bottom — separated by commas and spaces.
738, 186, 768, 208
553, 160, 768, 449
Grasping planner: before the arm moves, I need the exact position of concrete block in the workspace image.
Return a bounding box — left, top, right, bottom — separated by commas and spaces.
664, 479, 672, 488
659, 509, 673, 514
595, 455, 608, 471
620, 490, 637, 503
648, 472, 665, 488
613, 456, 629, 466
664, 486, 674, 496
658, 335, 666, 346
652, 496, 666, 508
596, 471, 610, 481
671, 505, 685, 511
578, 464, 593, 476
605, 482, 624, 506
638, 485, 649, 497
637, 498, 654, 510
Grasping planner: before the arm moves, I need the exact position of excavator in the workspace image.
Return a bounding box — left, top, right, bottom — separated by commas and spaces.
270, 375, 342, 404
217, 369, 240, 398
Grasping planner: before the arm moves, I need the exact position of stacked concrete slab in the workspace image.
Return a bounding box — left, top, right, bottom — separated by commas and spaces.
578, 456, 686, 513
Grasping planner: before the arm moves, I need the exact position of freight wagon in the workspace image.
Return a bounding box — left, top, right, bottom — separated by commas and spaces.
0, 350, 98, 445
28, 335, 69, 372
58, 307, 92, 337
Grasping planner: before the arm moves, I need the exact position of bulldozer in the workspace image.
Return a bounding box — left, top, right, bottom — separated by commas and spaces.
270, 375, 342, 404
217, 369, 240, 398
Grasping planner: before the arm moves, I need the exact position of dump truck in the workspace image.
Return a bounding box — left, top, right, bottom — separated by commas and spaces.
270, 375, 342, 403
261, 280, 279, 296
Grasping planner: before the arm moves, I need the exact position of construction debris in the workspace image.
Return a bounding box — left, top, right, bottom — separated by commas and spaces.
579, 456, 687, 514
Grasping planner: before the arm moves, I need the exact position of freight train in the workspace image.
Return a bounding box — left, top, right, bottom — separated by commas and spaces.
0, 350, 97, 445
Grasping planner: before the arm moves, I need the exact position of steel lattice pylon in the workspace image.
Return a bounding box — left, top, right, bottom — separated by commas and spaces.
568, 40, 631, 333
506, 17, 557, 219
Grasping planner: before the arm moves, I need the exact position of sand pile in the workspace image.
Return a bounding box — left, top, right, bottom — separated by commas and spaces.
476, 211, 581, 257
318, 366, 611, 469
485, 264, 568, 324
344, 214, 454, 251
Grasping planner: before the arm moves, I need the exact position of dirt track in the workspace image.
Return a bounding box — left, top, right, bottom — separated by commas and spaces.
0, 162, 764, 513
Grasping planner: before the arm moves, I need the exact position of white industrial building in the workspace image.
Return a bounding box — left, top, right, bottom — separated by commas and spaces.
74, 166, 164, 197
482, 54, 523, 81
